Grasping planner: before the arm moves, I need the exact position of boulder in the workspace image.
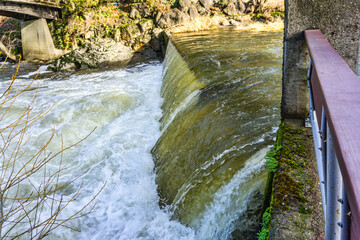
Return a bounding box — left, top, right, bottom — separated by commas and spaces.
134, 3, 153, 18
138, 19, 154, 33
237, 1, 246, 12
179, 0, 191, 12
48, 38, 134, 71
150, 28, 164, 51
121, 24, 141, 41
156, 9, 187, 28
188, 5, 200, 19
196, 3, 207, 15
199, 0, 212, 10
129, 7, 140, 19
223, 2, 238, 15
114, 29, 121, 42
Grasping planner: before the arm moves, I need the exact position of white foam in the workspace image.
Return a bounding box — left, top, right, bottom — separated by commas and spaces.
0, 62, 195, 240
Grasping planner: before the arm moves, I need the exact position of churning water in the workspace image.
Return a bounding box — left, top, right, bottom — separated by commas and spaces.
0, 28, 282, 239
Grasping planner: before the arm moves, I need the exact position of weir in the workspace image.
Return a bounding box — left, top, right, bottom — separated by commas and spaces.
152, 29, 283, 238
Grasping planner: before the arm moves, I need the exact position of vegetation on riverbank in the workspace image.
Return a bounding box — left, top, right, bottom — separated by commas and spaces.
0, 0, 284, 66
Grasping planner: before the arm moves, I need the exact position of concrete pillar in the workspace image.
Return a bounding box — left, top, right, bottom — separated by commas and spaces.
21, 18, 62, 61
282, 0, 360, 122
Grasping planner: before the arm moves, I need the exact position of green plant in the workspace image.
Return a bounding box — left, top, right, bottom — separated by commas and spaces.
265, 146, 281, 173
257, 206, 272, 240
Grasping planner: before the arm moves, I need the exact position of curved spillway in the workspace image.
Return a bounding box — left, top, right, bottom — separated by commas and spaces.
152, 29, 283, 239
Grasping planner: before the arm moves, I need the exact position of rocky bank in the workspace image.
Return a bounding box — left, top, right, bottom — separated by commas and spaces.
1, 0, 284, 71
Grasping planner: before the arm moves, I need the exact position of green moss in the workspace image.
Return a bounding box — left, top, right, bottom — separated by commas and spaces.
298, 203, 312, 214
259, 121, 319, 238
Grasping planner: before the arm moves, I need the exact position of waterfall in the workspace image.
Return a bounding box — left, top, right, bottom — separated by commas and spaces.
0, 28, 282, 240
152, 29, 283, 239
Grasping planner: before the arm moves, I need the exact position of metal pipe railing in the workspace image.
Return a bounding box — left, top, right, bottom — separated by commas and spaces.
305, 29, 360, 240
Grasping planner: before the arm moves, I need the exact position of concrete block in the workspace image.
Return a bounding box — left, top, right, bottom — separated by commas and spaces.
282, 0, 360, 120
21, 18, 62, 61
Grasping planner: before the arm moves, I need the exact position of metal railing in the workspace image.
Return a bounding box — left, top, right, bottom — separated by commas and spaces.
306, 29, 360, 240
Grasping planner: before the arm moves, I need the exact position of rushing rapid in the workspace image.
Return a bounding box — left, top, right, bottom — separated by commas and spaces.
0, 63, 195, 239
0, 28, 282, 240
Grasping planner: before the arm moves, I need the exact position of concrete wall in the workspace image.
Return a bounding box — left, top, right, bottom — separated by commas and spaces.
282, 0, 360, 121
21, 19, 61, 61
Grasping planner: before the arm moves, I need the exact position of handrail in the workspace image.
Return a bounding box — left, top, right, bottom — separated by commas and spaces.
305, 29, 360, 239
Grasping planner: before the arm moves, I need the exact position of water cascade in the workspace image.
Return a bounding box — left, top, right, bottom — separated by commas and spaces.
152, 29, 283, 238
0, 28, 282, 239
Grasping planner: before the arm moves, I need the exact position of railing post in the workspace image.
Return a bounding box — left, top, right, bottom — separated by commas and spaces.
308, 60, 327, 216
325, 124, 342, 240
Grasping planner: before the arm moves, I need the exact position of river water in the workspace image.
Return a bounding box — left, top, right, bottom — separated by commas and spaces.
0, 28, 282, 239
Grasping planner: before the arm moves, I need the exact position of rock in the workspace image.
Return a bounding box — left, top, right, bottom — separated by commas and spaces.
133, 3, 153, 18
150, 28, 164, 51
121, 24, 141, 41
223, 2, 238, 15
84, 30, 95, 39
179, 0, 191, 12
237, 1, 246, 12
129, 48, 159, 65
228, 19, 239, 25
129, 7, 140, 19
138, 19, 154, 33
156, 9, 187, 28
133, 33, 152, 51
188, 5, 199, 19
219, 18, 230, 26
48, 38, 134, 71
196, 3, 207, 15
199, 0, 212, 9
114, 29, 121, 42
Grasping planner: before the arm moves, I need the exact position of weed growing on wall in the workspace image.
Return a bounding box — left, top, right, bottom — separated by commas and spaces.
265, 146, 281, 172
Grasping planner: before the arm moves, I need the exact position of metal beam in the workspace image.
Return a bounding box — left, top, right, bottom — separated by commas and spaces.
0, 1, 61, 20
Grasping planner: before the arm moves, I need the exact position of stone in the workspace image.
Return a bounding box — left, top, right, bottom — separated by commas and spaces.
134, 3, 153, 18
196, 3, 207, 15
156, 9, 186, 29
199, 0, 212, 10
179, 0, 191, 12
48, 38, 134, 71
150, 28, 164, 51
188, 5, 199, 19
84, 30, 95, 39
223, 2, 237, 15
237, 1, 246, 12
121, 23, 141, 41
114, 29, 121, 42
129, 7, 140, 19
138, 19, 154, 33
228, 19, 239, 25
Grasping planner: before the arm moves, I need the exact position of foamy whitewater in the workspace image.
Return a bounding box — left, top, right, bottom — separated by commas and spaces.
0, 62, 195, 239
